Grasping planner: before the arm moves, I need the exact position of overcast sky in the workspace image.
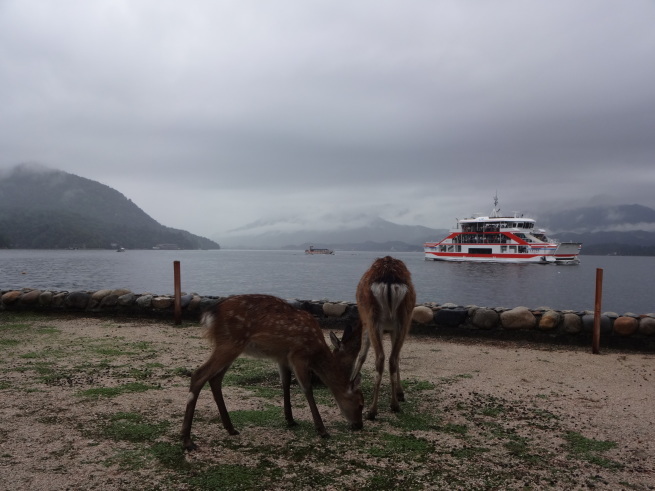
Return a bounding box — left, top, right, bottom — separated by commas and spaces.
1, 0, 654, 240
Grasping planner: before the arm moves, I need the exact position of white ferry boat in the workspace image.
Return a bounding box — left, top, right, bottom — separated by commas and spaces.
305, 245, 334, 255
424, 197, 582, 264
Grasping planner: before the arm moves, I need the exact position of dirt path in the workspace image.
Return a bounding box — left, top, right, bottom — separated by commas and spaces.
1, 315, 653, 489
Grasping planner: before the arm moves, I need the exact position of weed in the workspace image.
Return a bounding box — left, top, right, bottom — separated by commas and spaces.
563, 431, 623, 469
100, 412, 169, 442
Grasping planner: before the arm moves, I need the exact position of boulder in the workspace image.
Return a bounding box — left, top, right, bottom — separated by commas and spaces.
471, 308, 499, 330
20, 289, 42, 305
118, 293, 136, 306
434, 308, 468, 327
581, 314, 612, 334
152, 296, 173, 309
66, 291, 91, 310
538, 310, 561, 331
561, 313, 582, 334
136, 295, 153, 308
100, 294, 119, 308
412, 306, 434, 324
613, 316, 638, 337
638, 316, 655, 336
1, 291, 22, 305
500, 307, 536, 330
323, 302, 348, 317
39, 291, 53, 306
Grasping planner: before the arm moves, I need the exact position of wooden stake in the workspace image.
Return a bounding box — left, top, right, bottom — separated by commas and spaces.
592, 268, 603, 354
174, 260, 182, 325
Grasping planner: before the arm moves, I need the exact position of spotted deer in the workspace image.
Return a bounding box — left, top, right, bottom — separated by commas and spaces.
351, 256, 416, 420
181, 294, 364, 451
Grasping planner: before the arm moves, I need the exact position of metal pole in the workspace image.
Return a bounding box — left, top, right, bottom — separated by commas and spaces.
592, 268, 603, 354
173, 260, 182, 325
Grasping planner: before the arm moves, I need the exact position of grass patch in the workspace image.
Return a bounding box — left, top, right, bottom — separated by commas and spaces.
100, 412, 170, 442
564, 431, 623, 469
77, 382, 159, 399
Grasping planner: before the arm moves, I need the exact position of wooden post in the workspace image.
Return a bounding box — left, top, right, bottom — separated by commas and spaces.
592, 268, 603, 354
173, 260, 182, 325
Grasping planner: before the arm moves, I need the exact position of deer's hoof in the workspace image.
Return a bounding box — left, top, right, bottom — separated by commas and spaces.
183, 441, 198, 452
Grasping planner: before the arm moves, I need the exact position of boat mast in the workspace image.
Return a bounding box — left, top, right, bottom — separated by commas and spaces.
491, 193, 500, 218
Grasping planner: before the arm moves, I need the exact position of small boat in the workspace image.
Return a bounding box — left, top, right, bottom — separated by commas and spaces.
305, 245, 334, 255
424, 196, 582, 264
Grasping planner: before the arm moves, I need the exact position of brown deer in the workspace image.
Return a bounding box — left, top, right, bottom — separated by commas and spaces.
181, 294, 364, 451
351, 256, 416, 420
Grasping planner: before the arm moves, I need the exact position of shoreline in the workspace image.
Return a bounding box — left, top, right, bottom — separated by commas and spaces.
2, 287, 655, 351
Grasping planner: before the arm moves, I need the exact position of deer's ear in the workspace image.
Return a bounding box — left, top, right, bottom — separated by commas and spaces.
350, 373, 361, 391
329, 331, 341, 350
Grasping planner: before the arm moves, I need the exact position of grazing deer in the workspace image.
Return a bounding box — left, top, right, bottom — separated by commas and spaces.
181, 294, 364, 451
351, 256, 416, 420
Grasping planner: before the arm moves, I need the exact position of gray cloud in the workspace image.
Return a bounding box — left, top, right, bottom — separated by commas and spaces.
1, 0, 654, 238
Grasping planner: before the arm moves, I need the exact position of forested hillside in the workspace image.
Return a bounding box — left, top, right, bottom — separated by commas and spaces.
0, 165, 219, 250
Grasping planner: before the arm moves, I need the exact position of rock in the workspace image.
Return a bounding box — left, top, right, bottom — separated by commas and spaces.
412, 306, 434, 324
152, 296, 173, 309
562, 313, 582, 334
52, 292, 68, 307
180, 294, 193, 308
581, 314, 612, 334
91, 289, 113, 301
538, 310, 560, 330
39, 291, 53, 306
188, 295, 202, 311
66, 291, 91, 310
118, 293, 136, 306
100, 294, 119, 308
111, 289, 132, 297
1, 291, 22, 305
471, 308, 499, 330
136, 295, 153, 308
323, 302, 348, 317
20, 289, 42, 305
638, 316, 655, 336
613, 316, 638, 337
500, 307, 536, 330
434, 308, 468, 327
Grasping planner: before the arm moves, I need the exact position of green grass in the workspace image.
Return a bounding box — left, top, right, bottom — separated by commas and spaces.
77, 382, 160, 399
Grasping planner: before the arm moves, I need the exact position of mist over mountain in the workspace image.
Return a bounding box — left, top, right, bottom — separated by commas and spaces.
216, 215, 447, 251
0, 164, 219, 249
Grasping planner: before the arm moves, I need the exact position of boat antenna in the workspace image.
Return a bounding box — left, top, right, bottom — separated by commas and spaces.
492, 192, 500, 217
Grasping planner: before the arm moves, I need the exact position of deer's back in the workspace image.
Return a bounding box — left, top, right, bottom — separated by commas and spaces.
204, 294, 328, 360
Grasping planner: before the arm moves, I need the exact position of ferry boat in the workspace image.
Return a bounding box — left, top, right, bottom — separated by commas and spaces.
305, 245, 334, 255
424, 197, 582, 264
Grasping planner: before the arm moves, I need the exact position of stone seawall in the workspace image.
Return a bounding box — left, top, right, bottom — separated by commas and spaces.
2, 288, 654, 349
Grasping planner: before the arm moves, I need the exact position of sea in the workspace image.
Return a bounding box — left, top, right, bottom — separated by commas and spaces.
1, 249, 654, 315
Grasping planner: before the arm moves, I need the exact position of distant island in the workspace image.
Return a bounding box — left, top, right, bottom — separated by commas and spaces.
0, 164, 219, 250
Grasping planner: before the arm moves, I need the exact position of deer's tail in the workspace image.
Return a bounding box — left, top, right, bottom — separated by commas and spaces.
370, 282, 409, 320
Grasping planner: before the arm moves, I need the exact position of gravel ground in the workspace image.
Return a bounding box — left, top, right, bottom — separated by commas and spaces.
0, 314, 653, 490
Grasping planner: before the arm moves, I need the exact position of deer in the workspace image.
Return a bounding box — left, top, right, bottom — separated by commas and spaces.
350, 256, 416, 420
181, 294, 364, 451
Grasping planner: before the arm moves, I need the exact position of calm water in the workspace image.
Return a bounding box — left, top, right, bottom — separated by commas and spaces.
1, 249, 654, 314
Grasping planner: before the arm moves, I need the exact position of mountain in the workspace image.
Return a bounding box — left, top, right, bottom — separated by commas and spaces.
538, 204, 655, 255
0, 164, 220, 250
217, 215, 447, 251
216, 204, 655, 255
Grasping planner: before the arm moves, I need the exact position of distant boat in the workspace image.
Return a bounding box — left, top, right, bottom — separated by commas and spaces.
116, 247, 125, 252
424, 196, 582, 264
305, 245, 334, 255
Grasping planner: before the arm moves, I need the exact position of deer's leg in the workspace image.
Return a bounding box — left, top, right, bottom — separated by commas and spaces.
350, 329, 371, 381
278, 364, 297, 427
292, 361, 329, 438
207, 365, 239, 436
366, 323, 385, 421
388, 320, 410, 412
181, 357, 225, 450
